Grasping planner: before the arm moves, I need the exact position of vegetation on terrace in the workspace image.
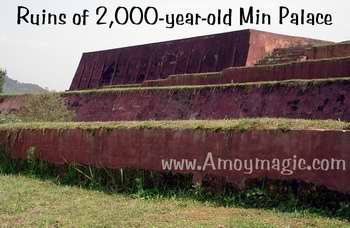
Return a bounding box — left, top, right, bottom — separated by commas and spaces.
0, 93, 74, 124
0, 118, 350, 132
17, 93, 74, 122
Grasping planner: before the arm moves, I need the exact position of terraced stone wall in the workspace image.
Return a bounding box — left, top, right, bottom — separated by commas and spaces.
305, 43, 350, 60
63, 79, 350, 121
143, 57, 350, 87
0, 126, 349, 193
1, 79, 349, 122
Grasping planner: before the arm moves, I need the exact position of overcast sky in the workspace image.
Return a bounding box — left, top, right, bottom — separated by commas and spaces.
0, 0, 349, 91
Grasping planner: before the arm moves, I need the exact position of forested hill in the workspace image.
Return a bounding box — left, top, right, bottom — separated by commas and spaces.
3, 76, 47, 94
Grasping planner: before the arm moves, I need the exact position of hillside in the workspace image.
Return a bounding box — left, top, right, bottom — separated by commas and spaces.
3, 76, 47, 94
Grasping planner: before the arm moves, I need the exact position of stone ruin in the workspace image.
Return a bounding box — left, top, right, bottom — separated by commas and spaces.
1, 29, 350, 193
70, 29, 333, 90
60, 29, 350, 122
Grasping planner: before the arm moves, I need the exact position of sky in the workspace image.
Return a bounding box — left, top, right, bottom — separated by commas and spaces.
0, 0, 349, 91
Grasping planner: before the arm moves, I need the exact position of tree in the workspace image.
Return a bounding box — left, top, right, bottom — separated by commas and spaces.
0, 69, 5, 93
18, 93, 75, 122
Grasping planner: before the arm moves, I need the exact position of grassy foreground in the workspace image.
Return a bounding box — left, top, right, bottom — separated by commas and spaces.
0, 174, 349, 228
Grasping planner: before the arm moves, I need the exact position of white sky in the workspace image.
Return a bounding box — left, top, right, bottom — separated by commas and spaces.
0, 0, 349, 91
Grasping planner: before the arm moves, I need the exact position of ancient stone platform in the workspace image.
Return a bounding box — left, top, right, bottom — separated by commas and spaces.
69, 29, 330, 90
1, 29, 350, 194
1, 120, 349, 193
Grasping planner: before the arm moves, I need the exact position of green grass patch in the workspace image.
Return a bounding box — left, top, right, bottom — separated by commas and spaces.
1, 174, 349, 227
0, 118, 349, 132
0, 114, 22, 124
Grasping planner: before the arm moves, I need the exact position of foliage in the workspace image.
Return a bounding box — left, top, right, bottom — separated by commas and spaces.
0, 68, 5, 93
16, 93, 75, 122
0, 114, 22, 124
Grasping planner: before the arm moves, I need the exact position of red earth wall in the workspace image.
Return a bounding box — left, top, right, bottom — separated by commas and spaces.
143, 57, 350, 87
70, 29, 329, 90
1, 79, 349, 121
64, 79, 350, 121
245, 30, 330, 65
0, 128, 349, 193
305, 43, 350, 60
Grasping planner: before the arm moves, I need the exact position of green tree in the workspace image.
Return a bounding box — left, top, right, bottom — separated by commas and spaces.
0, 69, 5, 93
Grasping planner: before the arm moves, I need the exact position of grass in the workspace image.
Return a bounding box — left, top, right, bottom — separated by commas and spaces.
0, 174, 349, 227
0, 118, 350, 132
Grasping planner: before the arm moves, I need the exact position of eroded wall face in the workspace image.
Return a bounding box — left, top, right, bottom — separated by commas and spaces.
0, 128, 349, 193
246, 30, 331, 66
305, 43, 350, 60
64, 80, 350, 121
70, 30, 251, 90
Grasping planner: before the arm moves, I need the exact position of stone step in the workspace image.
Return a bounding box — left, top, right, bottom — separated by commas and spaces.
256, 46, 308, 66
